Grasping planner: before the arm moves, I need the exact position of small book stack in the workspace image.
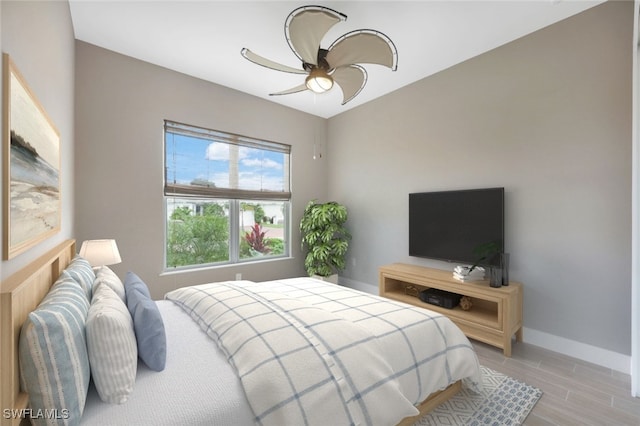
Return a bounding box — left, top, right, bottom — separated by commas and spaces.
453, 266, 485, 282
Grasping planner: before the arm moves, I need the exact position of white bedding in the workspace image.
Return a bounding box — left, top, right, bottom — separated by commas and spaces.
258, 278, 483, 403
166, 278, 482, 426
80, 278, 482, 426
80, 301, 254, 426
166, 281, 420, 426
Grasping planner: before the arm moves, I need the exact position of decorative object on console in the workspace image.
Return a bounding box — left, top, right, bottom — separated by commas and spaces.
453, 265, 485, 282
501, 252, 510, 286
300, 200, 351, 279
459, 296, 473, 311
405, 284, 420, 297
468, 241, 501, 274
488, 265, 502, 288
241, 5, 398, 105
79, 239, 122, 267
2, 53, 61, 260
466, 241, 508, 288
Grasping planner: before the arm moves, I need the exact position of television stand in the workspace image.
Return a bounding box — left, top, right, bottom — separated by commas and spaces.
379, 263, 523, 356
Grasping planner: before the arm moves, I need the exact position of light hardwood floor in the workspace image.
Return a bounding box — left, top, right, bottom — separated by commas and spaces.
472, 340, 640, 425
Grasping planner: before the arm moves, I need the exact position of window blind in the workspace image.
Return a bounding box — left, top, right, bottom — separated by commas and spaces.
164, 120, 291, 200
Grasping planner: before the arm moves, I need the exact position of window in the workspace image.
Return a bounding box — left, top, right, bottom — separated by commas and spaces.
164, 120, 291, 269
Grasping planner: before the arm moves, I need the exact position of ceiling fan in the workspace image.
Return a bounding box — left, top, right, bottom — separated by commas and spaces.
241, 5, 398, 105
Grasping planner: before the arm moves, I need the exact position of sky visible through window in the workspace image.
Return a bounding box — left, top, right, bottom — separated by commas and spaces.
166, 133, 286, 192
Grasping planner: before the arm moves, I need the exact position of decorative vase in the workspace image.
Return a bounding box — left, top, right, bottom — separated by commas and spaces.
489, 266, 502, 288
501, 252, 510, 286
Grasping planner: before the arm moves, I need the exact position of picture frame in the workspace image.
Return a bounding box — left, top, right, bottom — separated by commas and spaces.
2, 53, 61, 259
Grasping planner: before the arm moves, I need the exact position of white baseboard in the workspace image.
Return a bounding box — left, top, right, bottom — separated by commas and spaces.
523, 327, 630, 374
339, 277, 630, 374
339, 277, 378, 294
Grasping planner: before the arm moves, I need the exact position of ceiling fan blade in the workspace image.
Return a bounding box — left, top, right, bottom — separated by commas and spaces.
241, 48, 306, 74
326, 30, 398, 70
332, 65, 367, 105
269, 83, 308, 97
285, 6, 346, 66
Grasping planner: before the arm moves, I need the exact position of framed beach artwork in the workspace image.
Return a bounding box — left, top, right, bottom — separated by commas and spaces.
2, 53, 61, 259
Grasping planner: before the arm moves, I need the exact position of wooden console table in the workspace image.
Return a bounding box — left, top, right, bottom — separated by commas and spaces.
379, 263, 523, 356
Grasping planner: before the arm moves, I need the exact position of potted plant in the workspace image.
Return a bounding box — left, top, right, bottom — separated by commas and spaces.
467, 241, 503, 287
468, 241, 501, 272
300, 200, 351, 283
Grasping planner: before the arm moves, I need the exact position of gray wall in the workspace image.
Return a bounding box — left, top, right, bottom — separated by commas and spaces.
328, 1, 633, 355
74, 42, 328, 299
2, 0, 633, 361
0, 1, 76, 279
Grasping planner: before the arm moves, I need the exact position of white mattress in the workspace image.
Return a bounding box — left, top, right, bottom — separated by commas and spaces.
81, 300, 254, 425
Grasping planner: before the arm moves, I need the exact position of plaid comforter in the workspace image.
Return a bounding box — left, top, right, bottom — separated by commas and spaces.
166, 278, 482, 426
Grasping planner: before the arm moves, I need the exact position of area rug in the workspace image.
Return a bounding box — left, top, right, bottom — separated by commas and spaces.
414, 366, 543, 426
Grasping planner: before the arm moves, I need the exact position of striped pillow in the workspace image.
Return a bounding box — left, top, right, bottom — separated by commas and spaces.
63, 256, 96, 300
86, 282, 138, 404
94, 266, 126, 302
19, 276, 91, 426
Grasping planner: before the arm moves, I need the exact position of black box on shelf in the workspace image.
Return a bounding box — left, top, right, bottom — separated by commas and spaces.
419, 288, 462, 309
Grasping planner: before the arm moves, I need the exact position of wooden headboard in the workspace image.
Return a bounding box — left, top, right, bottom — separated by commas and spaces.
0, 239, 76, 426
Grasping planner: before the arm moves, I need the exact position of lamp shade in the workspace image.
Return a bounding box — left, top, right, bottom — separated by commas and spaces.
79, 239, 122, 267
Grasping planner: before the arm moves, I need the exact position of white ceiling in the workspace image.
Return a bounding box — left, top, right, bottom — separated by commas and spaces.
68, 0, 604, 119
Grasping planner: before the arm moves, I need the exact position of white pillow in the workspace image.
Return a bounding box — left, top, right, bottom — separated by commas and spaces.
86, 283, 138, 404
94, 265, 126, 302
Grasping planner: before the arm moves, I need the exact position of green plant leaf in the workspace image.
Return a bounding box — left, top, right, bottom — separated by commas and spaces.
299, 200, 351, 276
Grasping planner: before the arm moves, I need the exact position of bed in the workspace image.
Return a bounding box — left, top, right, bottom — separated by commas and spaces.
1, 239, 482, 426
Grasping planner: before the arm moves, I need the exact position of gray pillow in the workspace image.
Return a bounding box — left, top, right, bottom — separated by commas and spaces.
124, 272, 167, 371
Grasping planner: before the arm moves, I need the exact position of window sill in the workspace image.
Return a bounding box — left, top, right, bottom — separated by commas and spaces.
160, 255, 295, 277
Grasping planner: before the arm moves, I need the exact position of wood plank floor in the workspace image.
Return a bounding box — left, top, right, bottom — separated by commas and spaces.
472, 341, 640, 425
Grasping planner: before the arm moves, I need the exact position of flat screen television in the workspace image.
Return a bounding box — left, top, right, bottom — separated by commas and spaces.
409, 187, 504, 266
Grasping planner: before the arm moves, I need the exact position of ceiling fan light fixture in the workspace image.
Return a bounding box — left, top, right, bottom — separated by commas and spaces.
305, 68, 333, 93
242, 5, 397, 104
